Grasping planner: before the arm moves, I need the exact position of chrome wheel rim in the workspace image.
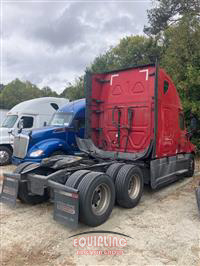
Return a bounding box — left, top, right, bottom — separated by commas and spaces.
0, 151, 9, 164
128, 174, 141, 199
91, 183, 111, 216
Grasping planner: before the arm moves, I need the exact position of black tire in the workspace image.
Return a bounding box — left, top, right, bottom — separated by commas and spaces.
0, 146, 12, 166
78, 172, 115, 227
185, 154, 195, 178
18, 180, 49, 204
115, 164, 144, 208
14, 162, 49, 204
65, 170, 91, 188
106, 163, 125, 183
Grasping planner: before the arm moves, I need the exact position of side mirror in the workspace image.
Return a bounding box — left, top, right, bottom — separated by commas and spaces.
8, 129, 14, 136
73, 120, 79, 132
18, 119, 24, 130
17, 119, 24, 133
190, 116, 197, 133
43, 121, 47, 126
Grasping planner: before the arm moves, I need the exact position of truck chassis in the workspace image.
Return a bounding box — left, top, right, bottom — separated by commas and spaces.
0, 150, 194, 228
0, 63, 197, 227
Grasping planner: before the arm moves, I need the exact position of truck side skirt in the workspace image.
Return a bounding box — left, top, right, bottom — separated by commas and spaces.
150, 153, 191, 189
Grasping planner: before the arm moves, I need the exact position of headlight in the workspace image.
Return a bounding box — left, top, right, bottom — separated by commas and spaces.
30, 150, 44, 157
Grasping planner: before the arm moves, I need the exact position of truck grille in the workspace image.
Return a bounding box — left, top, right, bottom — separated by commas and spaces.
13, 134, 29, 159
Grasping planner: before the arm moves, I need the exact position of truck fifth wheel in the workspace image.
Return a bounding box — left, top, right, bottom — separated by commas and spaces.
0, 63, 196, 228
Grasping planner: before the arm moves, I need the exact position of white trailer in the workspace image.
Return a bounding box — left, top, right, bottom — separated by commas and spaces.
0, 97, 69, 165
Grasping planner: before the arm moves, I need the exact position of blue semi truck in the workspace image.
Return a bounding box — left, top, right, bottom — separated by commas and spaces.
12, 99, 85, 164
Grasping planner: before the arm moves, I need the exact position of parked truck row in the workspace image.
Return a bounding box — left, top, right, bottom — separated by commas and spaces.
0, 63, 198, 228
12, 99, 85, 164
0, 97, 69, 165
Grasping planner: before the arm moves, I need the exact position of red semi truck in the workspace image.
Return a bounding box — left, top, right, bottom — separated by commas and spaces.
1, 63, 196, 228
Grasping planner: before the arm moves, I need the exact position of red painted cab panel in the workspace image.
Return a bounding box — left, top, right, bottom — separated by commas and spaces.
86, 64, 195, 159
156, 68, 195, 158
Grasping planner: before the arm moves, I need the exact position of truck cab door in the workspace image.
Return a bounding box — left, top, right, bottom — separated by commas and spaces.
177, 112, 187, 153
76, 118, 85, 138
18, 115, 35, 129
67, 117, 85, 152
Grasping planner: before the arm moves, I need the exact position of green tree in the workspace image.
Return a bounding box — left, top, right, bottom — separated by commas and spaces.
160, 17, 200, 152
144, 0, 200, 152
144, 0, 200, 36
90, 49, 117, 73
41, 86, 58, 97
90, 35, 161, 72
0, 79, 58, 109
60, 77, 84, 101
161, 16, 200, 95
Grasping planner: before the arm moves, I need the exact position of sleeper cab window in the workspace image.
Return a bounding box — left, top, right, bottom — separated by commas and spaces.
179, 113, 185, 130
51, 103, 59, 110
163, 80, 169, 94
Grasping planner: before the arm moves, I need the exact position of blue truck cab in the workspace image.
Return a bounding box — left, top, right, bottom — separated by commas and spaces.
12, 99, 85, 164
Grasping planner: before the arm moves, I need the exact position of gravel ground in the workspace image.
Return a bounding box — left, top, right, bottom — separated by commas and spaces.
0, 162, 200, 266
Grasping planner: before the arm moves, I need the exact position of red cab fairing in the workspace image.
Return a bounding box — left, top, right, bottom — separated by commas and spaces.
87, 64, 156, 156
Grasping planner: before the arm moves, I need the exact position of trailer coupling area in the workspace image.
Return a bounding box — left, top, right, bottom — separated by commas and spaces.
0, 173, 80, 228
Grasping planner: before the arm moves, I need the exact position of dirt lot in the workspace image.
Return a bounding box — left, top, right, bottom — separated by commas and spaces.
0, 162, 200, 266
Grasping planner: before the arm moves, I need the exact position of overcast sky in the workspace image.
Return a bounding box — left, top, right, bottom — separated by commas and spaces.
1, 0, 152, 93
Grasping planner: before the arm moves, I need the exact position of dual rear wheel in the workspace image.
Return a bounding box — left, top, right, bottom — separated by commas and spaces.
106, 163, 144, 208
65, 164, 144, 226
15, 161, 144, 227
66, 171, 115, 227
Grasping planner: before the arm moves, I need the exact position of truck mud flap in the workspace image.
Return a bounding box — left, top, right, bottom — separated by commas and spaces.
49, 181, 79, 228
195, 184, 200, 214
0, 173, 20, 207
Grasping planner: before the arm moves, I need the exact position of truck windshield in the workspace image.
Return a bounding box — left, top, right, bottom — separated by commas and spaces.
1, 115, 18, 128
50, 113, 73, 126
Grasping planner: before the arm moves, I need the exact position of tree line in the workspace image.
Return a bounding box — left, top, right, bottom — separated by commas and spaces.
0, 77, 85, 110
1, 0, 199, 150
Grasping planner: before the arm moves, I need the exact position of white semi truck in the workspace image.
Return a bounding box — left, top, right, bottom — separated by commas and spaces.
0, 97, 69, 165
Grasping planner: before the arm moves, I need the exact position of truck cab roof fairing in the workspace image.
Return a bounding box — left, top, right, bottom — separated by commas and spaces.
84, 63, 157, 161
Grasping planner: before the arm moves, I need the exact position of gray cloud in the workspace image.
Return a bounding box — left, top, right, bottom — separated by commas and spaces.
33, 9, 93, 47
2, 1, 151, 92
103, 15, 137, 33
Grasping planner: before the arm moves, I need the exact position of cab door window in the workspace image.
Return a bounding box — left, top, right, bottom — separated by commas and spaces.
19, 116, 34, 128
